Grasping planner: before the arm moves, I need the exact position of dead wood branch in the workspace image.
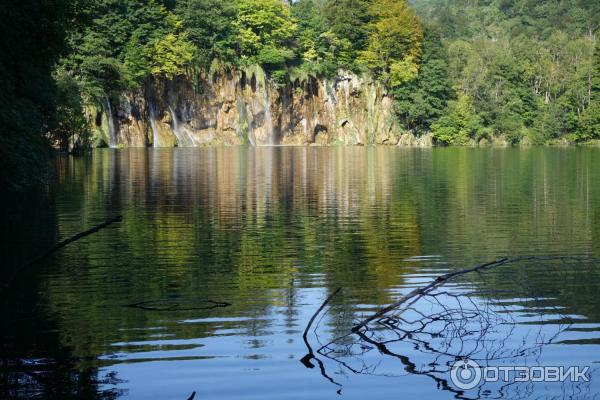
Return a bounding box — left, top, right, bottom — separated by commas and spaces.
3, 216, 123, 292
351, 257, 510, 332
300, 288, 342, 390
27, 215, 123, 267
303, 288, 341, 342
299, 256, 592, 397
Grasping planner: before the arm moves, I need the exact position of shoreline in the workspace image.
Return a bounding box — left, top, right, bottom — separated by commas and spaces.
66, 139, 600, 151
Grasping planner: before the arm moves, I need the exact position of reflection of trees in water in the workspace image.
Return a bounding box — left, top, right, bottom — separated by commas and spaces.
302, 257, 598, 399
417, 148, 600, 262
2, 148, 600, 398
470, 256, 600, 323
3, 147, 416, 399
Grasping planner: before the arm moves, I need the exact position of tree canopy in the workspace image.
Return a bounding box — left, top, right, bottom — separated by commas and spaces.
54, 0, 597, 145
409, 0, 600, 144
358, 0, 422, 87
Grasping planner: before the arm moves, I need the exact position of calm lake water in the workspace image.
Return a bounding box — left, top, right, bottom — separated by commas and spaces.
2, 147, 600, 399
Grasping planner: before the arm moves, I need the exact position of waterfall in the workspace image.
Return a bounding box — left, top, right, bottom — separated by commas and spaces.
149, 103, 162, 147
263, 85, 274, 145
102, 96, 117, 148
168, 105, 181, 146
168, 105, 193, 147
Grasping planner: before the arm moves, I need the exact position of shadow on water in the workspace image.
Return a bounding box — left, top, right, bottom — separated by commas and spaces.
0, 180, 122, 399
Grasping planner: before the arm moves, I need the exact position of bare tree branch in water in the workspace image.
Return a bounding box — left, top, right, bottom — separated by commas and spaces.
351, 258, 511, 332
300, 288, 343, 392
2, 216, 123, 292
300, 256, 593, 399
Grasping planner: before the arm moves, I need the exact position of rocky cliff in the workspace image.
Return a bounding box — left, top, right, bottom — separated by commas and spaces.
92, 68, 405, 147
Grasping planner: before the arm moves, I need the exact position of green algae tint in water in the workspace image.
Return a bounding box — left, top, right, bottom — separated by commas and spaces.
2, 147, 600, 399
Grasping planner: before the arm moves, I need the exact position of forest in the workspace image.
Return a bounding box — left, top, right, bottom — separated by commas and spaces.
1, 0, 599, 190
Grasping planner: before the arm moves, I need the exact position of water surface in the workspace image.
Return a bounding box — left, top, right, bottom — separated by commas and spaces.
2, 147, 600, 399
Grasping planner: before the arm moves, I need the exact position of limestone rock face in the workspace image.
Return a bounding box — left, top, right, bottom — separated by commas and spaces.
92, 69, 403, 147
397, 132, 433, 147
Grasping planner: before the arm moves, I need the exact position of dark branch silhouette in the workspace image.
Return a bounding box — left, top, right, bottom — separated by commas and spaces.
3, 216, 123, 292
351, 258, 510, 332
300, 288, 343, 392
300, 256, 593, 399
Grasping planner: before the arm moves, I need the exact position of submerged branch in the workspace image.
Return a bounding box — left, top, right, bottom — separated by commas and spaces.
300, 256, 593, 396
3, 215, 123, 291
300, 288, 342, 390
29, 215, 123, 267
303, 288, 342, 343
351, 257, 510, 332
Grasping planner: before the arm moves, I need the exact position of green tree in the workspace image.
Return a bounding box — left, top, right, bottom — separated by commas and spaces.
175, 0, 238, 67
431, 95, 482, 144
146, 31, 195, 79
530, 102, 562, 143
577, 42, 600, 140
393, 24, 451, 133
292, 0, 354, 75
0, 0, 74, 190
578, 102, 600, 140
234, 0, 297, 69
63, 0, 194, 95
358, 0, 423, 86
323, 0, 371, 52
48, 68, 90, 151
592, 42, 600, 100
411, 0, 598, 143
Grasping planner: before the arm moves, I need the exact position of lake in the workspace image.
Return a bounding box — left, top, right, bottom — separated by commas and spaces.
2, 146, 600, 399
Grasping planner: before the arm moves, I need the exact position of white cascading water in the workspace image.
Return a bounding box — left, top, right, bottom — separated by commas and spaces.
149, 103, 162, 147
263, 85, 274, 145
102, 96, 117, 148
168, 105, 192, 147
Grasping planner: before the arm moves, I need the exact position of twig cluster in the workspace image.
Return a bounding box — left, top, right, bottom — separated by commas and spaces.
300, 256, 591, 398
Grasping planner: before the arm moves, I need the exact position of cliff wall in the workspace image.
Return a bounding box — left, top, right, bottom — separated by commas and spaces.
93, 69, 405, 147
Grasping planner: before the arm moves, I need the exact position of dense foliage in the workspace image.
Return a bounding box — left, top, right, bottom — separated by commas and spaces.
57, 0, 422, 91
2, 0, 600, 190
53, 0, 600, 145
0, 0, 75, 190
411, 0, 600, 144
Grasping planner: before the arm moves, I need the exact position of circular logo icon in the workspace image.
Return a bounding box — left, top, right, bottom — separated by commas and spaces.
450, 359, 482, 390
